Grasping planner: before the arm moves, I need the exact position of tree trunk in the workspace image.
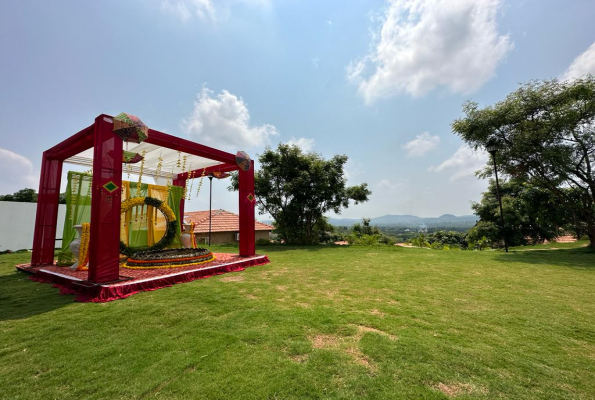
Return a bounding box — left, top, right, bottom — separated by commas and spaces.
587, 226, 595, 249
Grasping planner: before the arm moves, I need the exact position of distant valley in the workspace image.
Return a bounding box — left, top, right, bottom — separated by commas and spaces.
260, 214, 478, 230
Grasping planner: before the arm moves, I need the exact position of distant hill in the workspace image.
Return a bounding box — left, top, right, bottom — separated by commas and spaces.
260, 214, 478, 230
328, 214, 478, 229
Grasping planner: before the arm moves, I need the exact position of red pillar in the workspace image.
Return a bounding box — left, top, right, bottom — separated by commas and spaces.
238, 160, 255, 256
31, 153, 63, 265
173, 177, 187, 231
88, 116, 122, 283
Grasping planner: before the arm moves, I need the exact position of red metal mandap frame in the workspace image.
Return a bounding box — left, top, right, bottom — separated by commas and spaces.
30, 114, 255, 283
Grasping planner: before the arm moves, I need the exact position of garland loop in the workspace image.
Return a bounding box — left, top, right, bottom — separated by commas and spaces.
119, 196, 178, 256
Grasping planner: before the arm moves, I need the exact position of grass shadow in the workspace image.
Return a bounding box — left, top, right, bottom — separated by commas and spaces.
0, 269, 74, 322
497, 247, 595, 269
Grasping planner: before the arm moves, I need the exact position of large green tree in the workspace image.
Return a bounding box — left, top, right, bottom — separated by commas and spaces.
452, 77, 595, 248
230, 144, 371, 245
470, 179, 568, 247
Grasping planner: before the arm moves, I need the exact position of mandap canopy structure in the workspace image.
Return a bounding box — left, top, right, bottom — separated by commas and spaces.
31, 114, 256, 284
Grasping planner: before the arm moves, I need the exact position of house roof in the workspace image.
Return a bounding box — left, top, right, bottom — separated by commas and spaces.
184, 209, 274, 233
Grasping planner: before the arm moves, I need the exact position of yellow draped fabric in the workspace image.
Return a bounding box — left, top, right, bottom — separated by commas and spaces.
120, 181, 170, 247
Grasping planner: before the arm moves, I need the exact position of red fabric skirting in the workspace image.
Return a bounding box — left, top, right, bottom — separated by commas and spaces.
23, 255, 270, 303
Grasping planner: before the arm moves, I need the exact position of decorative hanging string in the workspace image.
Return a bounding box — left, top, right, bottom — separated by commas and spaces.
196, 168, 207, 197
182, 161, 189, 200
187, 165, 195, 201
136, 149, 147, 198
176, 151, 181, 168
166, 168, 174, 199
155, 152, 163, 180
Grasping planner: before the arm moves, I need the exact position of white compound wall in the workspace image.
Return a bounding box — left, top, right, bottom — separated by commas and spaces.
0, 202, 67, 251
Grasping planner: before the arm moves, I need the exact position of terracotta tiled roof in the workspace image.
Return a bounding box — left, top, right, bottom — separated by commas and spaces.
184, 209, 274, 233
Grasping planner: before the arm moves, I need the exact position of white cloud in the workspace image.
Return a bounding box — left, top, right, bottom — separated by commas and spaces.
160, 0, 270, 22
377, 178, 405, 192
344, 159, 363, 183
327, 20, 333, 26
182, 86, 278, 151
429, 145, 488, 181
0, 148, 38, 195
402, 132, 440, 157
287, 137, 315, 152
312, 57, 320, 69
560, 42, 595, 81
347, 0, 512, 103
161, 0, 216, 22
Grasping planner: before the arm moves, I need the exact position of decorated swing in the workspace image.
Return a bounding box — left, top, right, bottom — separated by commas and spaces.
27, 113, 262, 289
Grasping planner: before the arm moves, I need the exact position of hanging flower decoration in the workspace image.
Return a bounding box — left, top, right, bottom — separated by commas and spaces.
119, 197, 178, 256
136, 149, 147, 196
113, 113, 148, 143
77, 223, 91, 271
195, 168, 207, 197
155, 152, 164, 180
187, 167, 195, 201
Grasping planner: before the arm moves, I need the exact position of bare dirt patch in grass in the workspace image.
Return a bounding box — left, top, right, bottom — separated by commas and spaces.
345, 346, 376, 372
311, 334, 340, 349
434, 382, 487, 398
357, 325, 397, 340
309, 325, 397, 372
290, 354, 309, 363
220, 275, 244, 282
370, 309, 385, 317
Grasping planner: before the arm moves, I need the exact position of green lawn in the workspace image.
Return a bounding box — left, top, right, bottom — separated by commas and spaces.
1, 245, 594, 399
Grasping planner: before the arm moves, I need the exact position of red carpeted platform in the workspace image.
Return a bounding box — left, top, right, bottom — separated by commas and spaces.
16, 253, 269, 303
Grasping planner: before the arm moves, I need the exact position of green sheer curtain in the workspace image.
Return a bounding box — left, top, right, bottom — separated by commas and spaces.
167, 185, 184, 247
127, 182, 149, 247
57, 173, 184, 266
57, 172, 92, 265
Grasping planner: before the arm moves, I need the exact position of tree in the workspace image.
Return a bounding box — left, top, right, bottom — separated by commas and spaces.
471, 179, 566, 246
0, 188, 37, 202
452, 77, 595, 248
0, 188, 67, 204
230, 144, 371, 245
347, 218, 395, 246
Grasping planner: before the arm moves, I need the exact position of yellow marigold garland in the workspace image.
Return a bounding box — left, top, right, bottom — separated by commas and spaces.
121, 255, 216, 269
77, 223, 91, 271
120, 196, 177, 256
190, 222, 198, 249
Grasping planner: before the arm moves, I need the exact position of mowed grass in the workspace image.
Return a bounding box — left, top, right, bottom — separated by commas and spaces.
1, 245, 594, 400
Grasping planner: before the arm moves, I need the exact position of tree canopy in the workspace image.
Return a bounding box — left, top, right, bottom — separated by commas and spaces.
0, 188, 67, 204
452, 77, 595, 248
469, 179, 568, 247
230, 144, 371, 245
0, 188, 38, 202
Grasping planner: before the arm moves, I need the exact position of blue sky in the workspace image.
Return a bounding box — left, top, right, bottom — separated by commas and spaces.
1, 0, 594, 219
